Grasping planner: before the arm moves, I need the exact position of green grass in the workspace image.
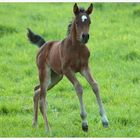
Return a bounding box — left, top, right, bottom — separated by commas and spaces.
0, 3, 140, 137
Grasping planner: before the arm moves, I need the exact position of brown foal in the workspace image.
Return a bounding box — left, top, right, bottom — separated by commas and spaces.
27, 3, 108, 132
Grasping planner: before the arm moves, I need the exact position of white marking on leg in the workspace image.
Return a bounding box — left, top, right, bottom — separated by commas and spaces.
94, 85, 108, 124
102, 114, 108, 123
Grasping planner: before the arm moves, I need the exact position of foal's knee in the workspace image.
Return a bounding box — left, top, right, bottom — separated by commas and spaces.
92, 82, 99, 94
75, 83, 83, 94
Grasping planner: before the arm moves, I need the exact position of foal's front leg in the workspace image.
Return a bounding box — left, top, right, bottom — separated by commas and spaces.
63, 68, 88, 132
81, 67, 109, 127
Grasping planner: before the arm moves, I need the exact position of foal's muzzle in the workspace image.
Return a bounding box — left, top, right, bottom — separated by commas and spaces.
82, 33, 89, 44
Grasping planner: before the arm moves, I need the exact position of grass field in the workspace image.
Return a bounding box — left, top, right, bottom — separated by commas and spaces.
0, 3, 140, 137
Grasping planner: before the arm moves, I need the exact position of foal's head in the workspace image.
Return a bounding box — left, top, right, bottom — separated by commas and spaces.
73, 3, 93, 44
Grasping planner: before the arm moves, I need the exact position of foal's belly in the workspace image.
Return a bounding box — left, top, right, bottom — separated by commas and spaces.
48, 41, 62, 74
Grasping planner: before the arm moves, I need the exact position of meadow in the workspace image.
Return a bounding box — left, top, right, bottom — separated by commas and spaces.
0, 3, 140, 137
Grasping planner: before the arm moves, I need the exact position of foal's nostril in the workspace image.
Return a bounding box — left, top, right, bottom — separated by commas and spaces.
82, 34, 89, 39
82, 33, 89, 44
86, 34, 89, 40
87, 34, 89, 39
82, 34, 85, 39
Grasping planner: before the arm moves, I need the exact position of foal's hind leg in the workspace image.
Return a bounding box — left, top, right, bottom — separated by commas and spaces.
32, 87, 40, 127
33, 69, 62, 130
38, 65, 51, 132
81, 67, 109, 127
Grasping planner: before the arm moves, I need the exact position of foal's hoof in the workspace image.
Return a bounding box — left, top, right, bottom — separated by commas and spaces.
82, 123, 88, 132
32, 122, 38, 128
45, 126, 51, 135
45, 129, 50, 135
102, 121, 109, 128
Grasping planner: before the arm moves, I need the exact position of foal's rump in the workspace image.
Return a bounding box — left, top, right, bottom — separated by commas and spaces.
27, 29, 63, 91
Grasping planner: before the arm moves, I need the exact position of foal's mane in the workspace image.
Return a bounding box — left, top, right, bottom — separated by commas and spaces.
67, 7, 85, 36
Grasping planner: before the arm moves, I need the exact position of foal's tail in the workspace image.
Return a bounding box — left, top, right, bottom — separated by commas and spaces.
27, 28, 46, 48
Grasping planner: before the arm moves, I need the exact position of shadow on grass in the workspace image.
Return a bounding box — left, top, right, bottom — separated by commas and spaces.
133, 9, 140, 17
123, 51, 140, 61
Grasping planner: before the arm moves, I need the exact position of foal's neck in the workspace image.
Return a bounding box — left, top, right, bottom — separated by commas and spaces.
69, 21, 78, 46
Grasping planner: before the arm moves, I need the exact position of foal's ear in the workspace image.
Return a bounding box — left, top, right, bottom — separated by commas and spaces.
73, 3, 79, 15
86, 3, 93, 15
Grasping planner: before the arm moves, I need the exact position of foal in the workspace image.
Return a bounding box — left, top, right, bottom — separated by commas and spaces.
27, 3, 108, 132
